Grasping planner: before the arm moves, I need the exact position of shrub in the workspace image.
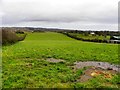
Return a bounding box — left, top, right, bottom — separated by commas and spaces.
2, 29, 18, 44
2, 29, 27, 45
16, 30, 24, 34
0, 30, 2, 44
18, 34, 27, 41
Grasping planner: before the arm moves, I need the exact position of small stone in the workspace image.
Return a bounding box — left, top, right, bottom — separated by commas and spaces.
98, 63, 101, 65
91, 72, 98, 77
107, 67, 113, 70
43, 64, 47, 66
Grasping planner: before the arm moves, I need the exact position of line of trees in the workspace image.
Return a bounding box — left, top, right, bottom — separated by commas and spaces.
61, 32, 120, 44
59, 30, 120, 36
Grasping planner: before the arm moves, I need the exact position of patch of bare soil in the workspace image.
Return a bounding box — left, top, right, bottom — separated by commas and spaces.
77, 66, 117, 82
46, 58, 65, 63
71, 61, 120, 82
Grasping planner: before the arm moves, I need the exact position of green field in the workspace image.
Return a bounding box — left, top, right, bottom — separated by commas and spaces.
2, 32, 119, 88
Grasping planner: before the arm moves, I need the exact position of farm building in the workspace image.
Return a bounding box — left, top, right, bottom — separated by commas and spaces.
90, 32, 95, 35
109, 35, 120, 44
110, 36, 120, 40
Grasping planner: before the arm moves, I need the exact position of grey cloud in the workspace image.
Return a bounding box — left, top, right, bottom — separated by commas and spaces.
1, 0, 119, 30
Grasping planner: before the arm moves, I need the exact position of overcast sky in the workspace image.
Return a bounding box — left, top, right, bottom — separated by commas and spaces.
0, 0, 119, 30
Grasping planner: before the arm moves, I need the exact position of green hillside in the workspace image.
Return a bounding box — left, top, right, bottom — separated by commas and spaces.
2, 32, 119, 88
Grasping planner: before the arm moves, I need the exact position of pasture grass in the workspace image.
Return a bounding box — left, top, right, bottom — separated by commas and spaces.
2, 32, 119, 88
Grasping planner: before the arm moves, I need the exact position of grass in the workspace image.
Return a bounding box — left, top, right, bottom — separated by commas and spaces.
2, 32, 119, 88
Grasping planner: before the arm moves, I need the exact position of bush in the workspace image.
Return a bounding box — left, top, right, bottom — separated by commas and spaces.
0, 30, 2, 44
2, 29, 27, 45
2, 30, 18, 44
16, 30, 24, 34
18, 34, 27, 41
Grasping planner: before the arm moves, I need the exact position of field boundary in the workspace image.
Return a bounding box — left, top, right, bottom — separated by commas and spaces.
61, 32, 120, 44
